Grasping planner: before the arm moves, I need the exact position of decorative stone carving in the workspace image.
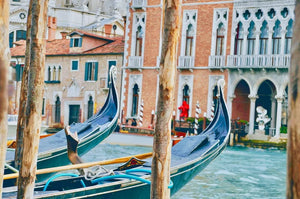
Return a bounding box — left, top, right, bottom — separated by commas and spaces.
256, 106, 271, 130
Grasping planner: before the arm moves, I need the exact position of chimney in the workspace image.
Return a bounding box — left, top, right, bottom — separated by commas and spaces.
60, 31, 68, 39
104, 24, 112, 36
47, 16, 57, 41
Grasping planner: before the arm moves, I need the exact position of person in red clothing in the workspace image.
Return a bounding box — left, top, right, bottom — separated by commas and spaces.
178, 101, 189, 120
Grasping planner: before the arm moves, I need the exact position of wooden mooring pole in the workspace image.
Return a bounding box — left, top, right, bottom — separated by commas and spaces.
0, 1, 10, 197
17, 0, 48, 198
15, 0, 32, 171
287, 0, 300, 198
150, 0, 182, 198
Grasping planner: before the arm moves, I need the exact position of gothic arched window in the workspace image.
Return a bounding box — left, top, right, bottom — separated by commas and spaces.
48, 66, 51, 81
216, 23, 225, 56
55, 96, 61, 123
247, 21, 256, 55
285, 19, 293, 54
234, 22, 243, 55
259, 20, 269, 55
135, 26, 143, 56
272, 20, 282, 54
183, 85, 190, 104
87, 96, 94, 119
185, 24, 194, 56
131, 84, 139, 117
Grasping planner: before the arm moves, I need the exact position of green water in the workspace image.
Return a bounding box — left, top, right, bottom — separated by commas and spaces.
83, 144, 286, 199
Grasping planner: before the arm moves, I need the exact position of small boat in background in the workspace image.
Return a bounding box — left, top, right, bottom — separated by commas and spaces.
3, 80, 230, 198
7, 114, 49, 139
3, 66, 119, 187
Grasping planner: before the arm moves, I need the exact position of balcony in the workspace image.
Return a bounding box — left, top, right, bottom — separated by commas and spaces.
209, 55, 226, 68
128, 56, 143, 70
178, 56, 194, 71
132, 0, 147, 10
227, 54, 291, 69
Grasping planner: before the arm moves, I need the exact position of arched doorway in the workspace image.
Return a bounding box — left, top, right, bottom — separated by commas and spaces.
255, 80, 276, 133
55, 96, 61, 123
232, 80, 250, 121
281, 86, 288, 132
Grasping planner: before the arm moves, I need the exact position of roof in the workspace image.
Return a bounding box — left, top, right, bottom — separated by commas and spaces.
10, 31, 124, 57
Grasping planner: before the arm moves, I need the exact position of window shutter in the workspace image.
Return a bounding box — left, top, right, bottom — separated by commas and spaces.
84, 63, 88, 81
16, 64, 20, 81
94, 62, 98, 81
79, 38, 82, 47
70, 38, 74, 47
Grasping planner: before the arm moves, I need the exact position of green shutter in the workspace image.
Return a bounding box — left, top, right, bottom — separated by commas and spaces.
16, 64, 20, 81
79, 38, 82, 47
70, 38, 74, 47
94, 62, 98, 81
85, 63, 88, 81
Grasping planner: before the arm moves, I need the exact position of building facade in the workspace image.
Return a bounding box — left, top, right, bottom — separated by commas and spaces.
10, 30, 124, 127
122, 0, 294, 138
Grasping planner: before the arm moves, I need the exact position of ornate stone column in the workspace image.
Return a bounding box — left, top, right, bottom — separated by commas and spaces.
248, 95, 258, 134
267, 30, 274, 55
275, 95, 284, 138
271, 98, 276, 129
228, 94, 236, 119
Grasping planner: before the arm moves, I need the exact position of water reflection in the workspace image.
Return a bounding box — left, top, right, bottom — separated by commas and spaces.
83, 144, 286, 199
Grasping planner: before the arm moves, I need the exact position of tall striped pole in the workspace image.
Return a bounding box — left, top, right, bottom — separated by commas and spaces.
194, 101, 201, 135
139, 99, 144, 127
209, 100, 215, 121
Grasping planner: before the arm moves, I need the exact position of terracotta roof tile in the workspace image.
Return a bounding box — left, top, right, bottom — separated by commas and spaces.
10, 34, 124, 57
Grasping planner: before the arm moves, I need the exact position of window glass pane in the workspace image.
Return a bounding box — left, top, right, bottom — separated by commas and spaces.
72, 60, 78, 70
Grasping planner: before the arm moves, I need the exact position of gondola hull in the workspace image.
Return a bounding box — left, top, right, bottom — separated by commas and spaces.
3, 79, 229, 198
4, 66, 119, 187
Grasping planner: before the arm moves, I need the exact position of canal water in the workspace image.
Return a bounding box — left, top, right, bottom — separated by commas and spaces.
83, 144, 286, 199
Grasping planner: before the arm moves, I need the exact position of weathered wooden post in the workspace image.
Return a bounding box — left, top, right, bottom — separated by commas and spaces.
17, 0, 48, 198
15, 1, 32, 170
287, 1, 300, 198
0, 0, 10, 196
150, 0, 181, 198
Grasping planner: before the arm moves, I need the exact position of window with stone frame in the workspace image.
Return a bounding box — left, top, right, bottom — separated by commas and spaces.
285, 19, 293, 54
132, 13, 146, 57
247, 21, 256, 55
234, 22, 243, 55
70, 37, 82, 47
85, 62, 98, 81
259, 20, 268, 55
185, 24, 195, 56
216, 23, 225, 56
272, 20, 282, 54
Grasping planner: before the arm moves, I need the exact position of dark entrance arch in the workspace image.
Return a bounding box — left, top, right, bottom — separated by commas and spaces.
232, 80, 250, 121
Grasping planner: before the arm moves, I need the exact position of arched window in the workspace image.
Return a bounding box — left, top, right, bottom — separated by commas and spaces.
87, 96, 94, 119
183, 85, 190, 104
48, 66, 51, 81
216, 23, 225, 55
52, 66, 56, 81
259, 20, 268, 55
55, 96, 61, 123
213, 85, 218, 110
272, 20, 282, 54
131, 84, 139, 117
58, 66, 61, 81
285, 19, 293, 54
234, 22, 243, 55
185, 24, 194, 56
135, 26, 143, 56
247, 21, 256, 55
